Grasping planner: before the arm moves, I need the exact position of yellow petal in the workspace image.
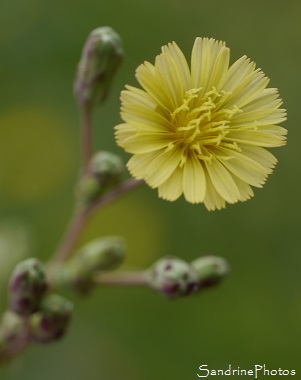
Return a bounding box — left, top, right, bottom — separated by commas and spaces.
127, 151, 161, 180
183, 154, 206, 203
119, 132, 172, 154
162, 42, 191, 91
136, 61, 173, 112
225, 129, 286, 147
231, 108, 287, 126
224, 70, 270, 109
158, 166, 183, 201
205, 156, 240, 203
138, 147, 183, 188
155, 52, 185, 109
232, 174, 254, 201
203, 170, 226, 211
191, 38, 227, 94
223, 55, 256, 92
211, 146, 268, 187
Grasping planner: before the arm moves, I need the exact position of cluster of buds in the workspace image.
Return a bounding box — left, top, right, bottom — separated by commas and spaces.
53, 236, 125, 293
147, 255, 229, 299
6, 258, 73, 345
77, 151, 125, 208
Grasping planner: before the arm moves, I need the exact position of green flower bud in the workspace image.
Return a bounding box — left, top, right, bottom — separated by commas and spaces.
191, 256, 230, 288
29, 294, 73, 343
8, 258, 48, 316
0, 311, 24, 363
77, 173, 101, 207
77, 151, 125, 207
74, 26, 123, 109
53, 237, 125, 293
76, 237, 125, 272
147, 256, 199, 298
90, 151, 124, 187
0, 311, 23, 345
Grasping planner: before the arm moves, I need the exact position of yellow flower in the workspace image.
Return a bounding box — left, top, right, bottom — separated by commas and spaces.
115, 38, 287, 210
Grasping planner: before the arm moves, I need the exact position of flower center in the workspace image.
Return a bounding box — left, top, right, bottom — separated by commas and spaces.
170, 87, 241, 161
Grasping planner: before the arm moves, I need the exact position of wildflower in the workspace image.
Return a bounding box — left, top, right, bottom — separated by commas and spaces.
115, 38, 287, 210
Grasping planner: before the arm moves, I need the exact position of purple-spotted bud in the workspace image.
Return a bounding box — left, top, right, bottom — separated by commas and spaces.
74, 27, 123, 109
29, 294, 73, 344
191, 256, 230, 288
8, 258, 48, 316
147, 256, 199, 298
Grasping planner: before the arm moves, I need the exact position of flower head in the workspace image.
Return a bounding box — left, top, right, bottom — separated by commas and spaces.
115, 38, 287, 210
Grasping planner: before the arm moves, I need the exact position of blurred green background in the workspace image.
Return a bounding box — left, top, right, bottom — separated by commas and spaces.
0, 0, 300, 379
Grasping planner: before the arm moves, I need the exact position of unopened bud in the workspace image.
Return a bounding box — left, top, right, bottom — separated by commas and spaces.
147, 256, 199, 298
54, 237, 125, 293
74, 26, 123, 109
0, 311, 23, 345
77, 174, 100, 207
90, 151, 124, 187
191, 256, 230, 288
77, 151, 124, 207
29, 294, 73, 343
8, 258, 48, 316
77, 237, 125, 272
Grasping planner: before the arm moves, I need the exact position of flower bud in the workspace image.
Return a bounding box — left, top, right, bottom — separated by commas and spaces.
77, 173, 101, 207
29, 294, 73, 343
77, 151, 125, 207
147, 256, 199, 298
90, 151, 124, 187
76, 236, 125, 272
8, 258, 48, 316
74, 26, 123, 109
53, 237, 125, 293
191, 256, 230, 288
0, 311, 23, 346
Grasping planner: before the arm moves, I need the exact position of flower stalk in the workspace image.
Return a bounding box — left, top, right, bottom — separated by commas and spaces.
80, 106, 93, 173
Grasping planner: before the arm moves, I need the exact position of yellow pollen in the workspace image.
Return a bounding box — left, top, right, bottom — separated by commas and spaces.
170, 87, 241, 158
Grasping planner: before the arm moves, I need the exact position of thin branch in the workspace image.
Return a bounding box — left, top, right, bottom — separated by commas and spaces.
81, 107, 92, 172
94, 271, 148, 286
49, 178, 144, 266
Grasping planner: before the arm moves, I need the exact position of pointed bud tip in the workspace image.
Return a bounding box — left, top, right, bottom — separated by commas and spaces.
74, 26, 123, 109
191, 256, 230, 288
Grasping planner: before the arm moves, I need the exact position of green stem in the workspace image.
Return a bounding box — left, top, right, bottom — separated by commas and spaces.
49, 178, 144, 266
81, 107, 92, 173
94, 270, 148, 286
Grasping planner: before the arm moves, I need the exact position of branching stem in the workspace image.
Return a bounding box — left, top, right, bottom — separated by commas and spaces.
49, 178, 144, 266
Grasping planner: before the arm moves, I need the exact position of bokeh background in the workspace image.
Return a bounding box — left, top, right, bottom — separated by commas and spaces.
0, 0, 300, 379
